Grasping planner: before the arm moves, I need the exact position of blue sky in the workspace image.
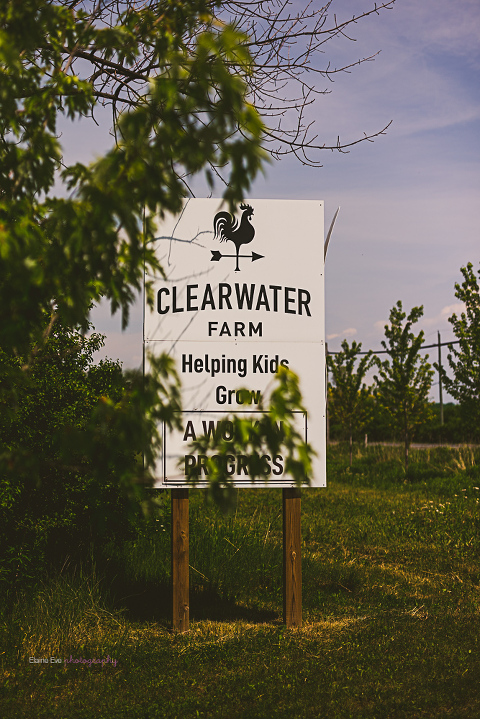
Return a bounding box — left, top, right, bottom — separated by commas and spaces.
61, 0, 480, 400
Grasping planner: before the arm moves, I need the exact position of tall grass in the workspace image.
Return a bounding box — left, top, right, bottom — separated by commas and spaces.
2, 443, 480, 718
2, 568, 129, 663
329, 442, 480, 491
112, 444, 480, 621
122, 490, 284, 611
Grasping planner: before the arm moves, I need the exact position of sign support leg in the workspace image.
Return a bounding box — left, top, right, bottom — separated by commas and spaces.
172, 488, 189, 632
283, 488, 302, 628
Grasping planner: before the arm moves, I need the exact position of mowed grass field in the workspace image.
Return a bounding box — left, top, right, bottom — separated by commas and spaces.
2, 444, 480, 718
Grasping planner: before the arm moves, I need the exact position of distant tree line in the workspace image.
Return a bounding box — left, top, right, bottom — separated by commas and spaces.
327, 263, 480, 466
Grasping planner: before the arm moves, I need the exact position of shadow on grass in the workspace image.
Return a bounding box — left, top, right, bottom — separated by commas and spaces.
109, 577, 278, 626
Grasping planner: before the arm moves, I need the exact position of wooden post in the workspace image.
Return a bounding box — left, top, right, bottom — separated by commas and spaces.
283, 488, 302, 628
171, 489, 189, 632
438, 331, 444, 426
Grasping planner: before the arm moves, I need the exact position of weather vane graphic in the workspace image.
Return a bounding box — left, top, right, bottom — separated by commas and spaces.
212, 203, 264, 272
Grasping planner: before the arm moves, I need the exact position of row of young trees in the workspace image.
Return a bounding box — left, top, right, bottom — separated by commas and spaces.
327, 263, 480, 468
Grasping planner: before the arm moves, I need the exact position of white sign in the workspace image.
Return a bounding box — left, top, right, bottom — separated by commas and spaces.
144, 198, 326, 488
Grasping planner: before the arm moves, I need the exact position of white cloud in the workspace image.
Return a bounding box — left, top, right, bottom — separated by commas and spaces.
393, 0, 480, 60
421, 303, 466, 329
298, 0, 480, 146
326, 327, 357, 341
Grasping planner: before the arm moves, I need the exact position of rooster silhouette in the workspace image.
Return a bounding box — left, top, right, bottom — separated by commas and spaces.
213, 203, 255, 272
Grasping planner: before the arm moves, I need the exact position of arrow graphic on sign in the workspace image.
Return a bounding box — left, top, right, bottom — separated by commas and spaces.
211, 250, 264, 271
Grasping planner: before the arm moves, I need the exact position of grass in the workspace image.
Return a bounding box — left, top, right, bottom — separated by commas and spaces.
1, 444, 480, 718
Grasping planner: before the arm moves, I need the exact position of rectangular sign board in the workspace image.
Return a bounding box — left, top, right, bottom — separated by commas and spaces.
144, 198, 326, 488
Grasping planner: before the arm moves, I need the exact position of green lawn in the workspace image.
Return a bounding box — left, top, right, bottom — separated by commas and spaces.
2, 444, 480, 718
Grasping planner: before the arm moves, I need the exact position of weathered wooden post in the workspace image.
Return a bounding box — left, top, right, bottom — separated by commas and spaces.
283, 488, 302, 627
437, 331, 444, 426
172, 489, 189, 632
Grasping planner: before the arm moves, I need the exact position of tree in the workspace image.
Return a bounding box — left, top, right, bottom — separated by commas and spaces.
374, 302, 434, 471
327, 340, 374, 466
437, 263, 480, 437
55, 0, 396, 177
0, 0, 314, 519
0, 0, 265, 355
0, 323, 135, 593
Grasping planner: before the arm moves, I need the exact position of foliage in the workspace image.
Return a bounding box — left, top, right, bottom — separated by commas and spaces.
0, 0, 316, 533
0, 0, 266, 357
437, 263, 480, 438
415, 402, 473, 445
185, 367, 315, 511
0, 322, 164, 596
374, 302, 434, 470
327, 340, 375, 465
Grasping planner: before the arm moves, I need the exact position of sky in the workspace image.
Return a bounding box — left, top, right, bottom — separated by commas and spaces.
59, 0, 480, 401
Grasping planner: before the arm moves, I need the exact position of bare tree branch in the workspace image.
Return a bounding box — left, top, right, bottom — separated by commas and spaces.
53, 0, 396, 170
